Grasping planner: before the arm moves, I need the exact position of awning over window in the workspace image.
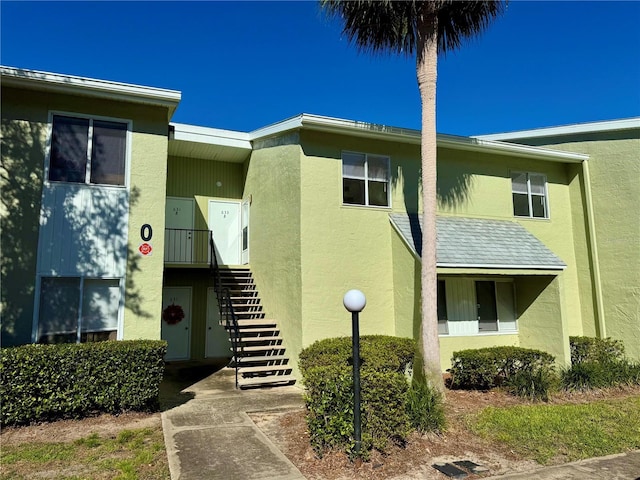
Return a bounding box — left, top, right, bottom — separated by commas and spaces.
390, 214, 566, 270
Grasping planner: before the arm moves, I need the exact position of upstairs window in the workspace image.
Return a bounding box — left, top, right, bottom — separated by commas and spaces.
511, 172, 548, 218
342, 152, 390, 207
49, 114, 128, 186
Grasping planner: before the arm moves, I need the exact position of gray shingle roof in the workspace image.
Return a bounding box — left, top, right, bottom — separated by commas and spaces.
390, 214, 566, 270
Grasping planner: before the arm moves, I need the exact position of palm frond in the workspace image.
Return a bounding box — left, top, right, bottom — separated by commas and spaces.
321, 0, 506, 57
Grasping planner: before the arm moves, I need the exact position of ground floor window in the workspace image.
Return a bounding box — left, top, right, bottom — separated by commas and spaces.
37, 277, 121, 343
438, 278, 517, 336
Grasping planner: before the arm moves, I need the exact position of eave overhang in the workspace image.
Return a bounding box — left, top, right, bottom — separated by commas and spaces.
169, 123, 252, 163
476, 117, 640, 141
1, 66, 182, 119
249, 114, 589, 164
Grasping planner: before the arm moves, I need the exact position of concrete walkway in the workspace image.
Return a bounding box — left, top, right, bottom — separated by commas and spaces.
160, 364, 640, 480
161, 366, 305, 480
491, 451, 640, 479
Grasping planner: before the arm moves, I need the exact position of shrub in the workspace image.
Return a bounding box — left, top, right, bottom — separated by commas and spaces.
561, 360, 640, 391
302, 365, 411, 459
299, 335, 415, 375
300, 336, 418, 459
0, 340, 166, 426
450, 346, 555, 390
569, 336, 625, 365
406, 376, 446, 432
506, 367, 557, 401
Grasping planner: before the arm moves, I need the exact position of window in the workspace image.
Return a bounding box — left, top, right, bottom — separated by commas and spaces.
511, 172, 548, 218
342, 152, 390, 207
476, 281, 518, 333
49, 114, 128, 186
438, 278, 517, 335
37, 277, 121, 343
437, 280, 448, 334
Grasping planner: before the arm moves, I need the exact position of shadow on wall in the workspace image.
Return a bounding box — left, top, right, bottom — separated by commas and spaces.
1, 120, 152, 346
1, 120, 45, 345
389, 152, 474, 339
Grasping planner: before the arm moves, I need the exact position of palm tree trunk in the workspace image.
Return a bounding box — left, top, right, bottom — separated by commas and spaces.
417, 10, 445, 395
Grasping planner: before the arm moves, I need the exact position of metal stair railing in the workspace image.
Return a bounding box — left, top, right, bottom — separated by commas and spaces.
165, 228, 212, 264
209, 231, 240, 389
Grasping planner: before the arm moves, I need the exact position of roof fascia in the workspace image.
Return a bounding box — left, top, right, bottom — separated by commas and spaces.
171, 122, 252, 150
438, 134, 588, 163
476, 118, 640, 141
1, 66, 182, 119
249, 114, 588, 163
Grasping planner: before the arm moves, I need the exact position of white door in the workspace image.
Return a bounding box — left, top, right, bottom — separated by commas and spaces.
241, 199, 250, 265
205, 288, 233, 358
161, 287, 192, 361
208, 200, 241, 265
165, 198, 194, 263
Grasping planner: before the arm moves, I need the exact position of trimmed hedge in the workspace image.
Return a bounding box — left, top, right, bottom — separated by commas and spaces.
299, 335, 415, 374
450, 346, 555, 390
562, 336, 639, 391
300, 336, 427, 459
303, 365, 411, 458
569, 336, 625, 364
1, 340, 166, 426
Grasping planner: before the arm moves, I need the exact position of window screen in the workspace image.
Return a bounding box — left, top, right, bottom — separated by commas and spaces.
38, 277, 81, 342
90, 121, 127, 185
476, 281, 498, 332
49, 116, 89, 183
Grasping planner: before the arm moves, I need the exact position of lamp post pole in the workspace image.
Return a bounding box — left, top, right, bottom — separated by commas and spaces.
343, 289, 366, 457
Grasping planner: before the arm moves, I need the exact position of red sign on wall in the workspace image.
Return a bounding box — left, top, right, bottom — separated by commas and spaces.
139, 242, 153, 256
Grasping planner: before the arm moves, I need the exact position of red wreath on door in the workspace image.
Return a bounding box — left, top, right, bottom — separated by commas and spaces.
162, 303, 185, 325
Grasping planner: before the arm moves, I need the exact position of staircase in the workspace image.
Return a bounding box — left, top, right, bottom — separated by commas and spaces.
216, 268, 296, 389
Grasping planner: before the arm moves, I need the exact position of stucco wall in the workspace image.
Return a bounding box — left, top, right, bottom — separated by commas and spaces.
0, 86, 170, 345
243, 141, 303, 377
300, 131, 406, 348
516, 275, 571, 366
517, 131, 640, 360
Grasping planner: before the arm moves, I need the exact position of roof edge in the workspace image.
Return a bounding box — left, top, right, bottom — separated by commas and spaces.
171, 122, 252, 149
475, 117, 640, 141
248, 114, 587, 163
1, 66, 182, 118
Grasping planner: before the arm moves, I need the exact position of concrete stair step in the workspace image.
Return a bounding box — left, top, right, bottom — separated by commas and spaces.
238, 364, 292, 374
236, 327, 279, 334
233, 336, 283, 343
234, 344, 286, 353
233, 354, 289, 364
238, 375, 296, 389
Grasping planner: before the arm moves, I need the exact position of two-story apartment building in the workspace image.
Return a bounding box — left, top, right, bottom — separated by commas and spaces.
2, 67, 638, 386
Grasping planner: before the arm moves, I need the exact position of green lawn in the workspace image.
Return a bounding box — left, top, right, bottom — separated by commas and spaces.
0, 427, 169, 480
470, 395, 640, 464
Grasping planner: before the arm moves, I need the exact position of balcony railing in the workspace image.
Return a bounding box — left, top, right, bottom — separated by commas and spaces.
164, 228, 212, 265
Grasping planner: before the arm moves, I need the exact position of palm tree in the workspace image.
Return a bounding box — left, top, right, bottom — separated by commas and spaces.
321, 0, 506, 393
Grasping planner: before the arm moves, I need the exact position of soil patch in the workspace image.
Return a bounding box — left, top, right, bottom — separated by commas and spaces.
250, 386, 640, 479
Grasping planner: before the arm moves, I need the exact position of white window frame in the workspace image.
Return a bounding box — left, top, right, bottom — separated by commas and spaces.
32, 275, 125, 344
44, 111, 133, 189
511, 171, 549, 219
341, 151, 391, 208
437, 278, 518, 336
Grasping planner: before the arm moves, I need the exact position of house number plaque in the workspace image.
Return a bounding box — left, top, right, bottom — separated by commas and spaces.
141, 224, 153, 241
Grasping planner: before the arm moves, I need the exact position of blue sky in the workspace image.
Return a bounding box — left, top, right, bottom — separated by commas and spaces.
2, 1, 639, 136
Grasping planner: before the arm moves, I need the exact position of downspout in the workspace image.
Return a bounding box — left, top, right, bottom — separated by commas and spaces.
582, 159, 606, 338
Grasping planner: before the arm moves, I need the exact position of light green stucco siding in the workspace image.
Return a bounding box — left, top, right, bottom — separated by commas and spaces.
243, 141, 303, 378
1, 87, 47, 346
299, 131, 403, 348
517, 131, 640, 360
0, 86, 170, 345
292, 131, 581, 372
